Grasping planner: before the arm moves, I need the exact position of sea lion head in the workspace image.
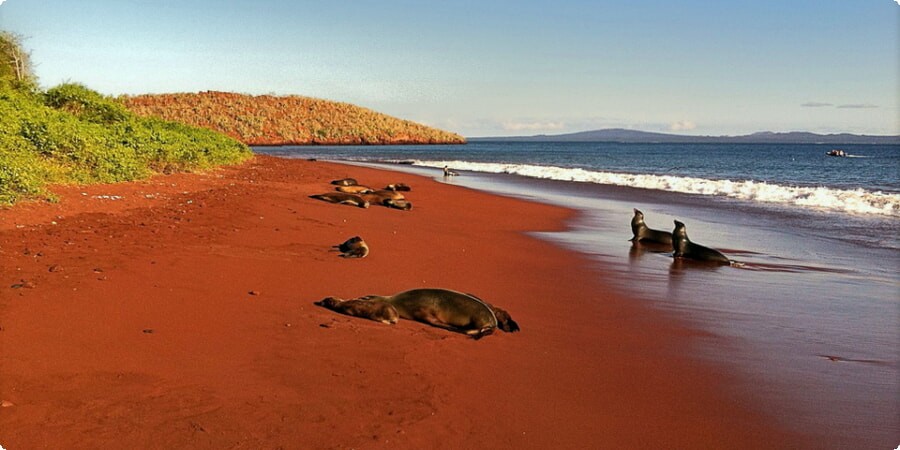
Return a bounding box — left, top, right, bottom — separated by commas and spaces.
315, 297, 344, 308
630, 208, 647, 240
633, 208, 644, 221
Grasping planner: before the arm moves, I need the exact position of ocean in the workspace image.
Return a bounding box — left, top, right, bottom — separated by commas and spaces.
255, 142, 899, 447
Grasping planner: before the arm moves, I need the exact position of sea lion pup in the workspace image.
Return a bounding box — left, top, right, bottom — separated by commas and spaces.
333, 236, 369, 258
314, 297, 399, 325
335, 185, 375, 194
630, 208, 673, 245
672, 220, 731, 264
309, 192, 370, 208
385, 183, 411, 192
358, 289, 504, 338
330, 178, 358, 186
384, 198, 413, 211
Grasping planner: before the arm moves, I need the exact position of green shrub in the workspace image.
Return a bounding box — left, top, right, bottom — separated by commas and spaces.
44, 83, 130, 124
0, 82, 251, 205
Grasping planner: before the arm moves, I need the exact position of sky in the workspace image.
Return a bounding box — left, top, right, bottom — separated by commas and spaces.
0, 0, 897, 137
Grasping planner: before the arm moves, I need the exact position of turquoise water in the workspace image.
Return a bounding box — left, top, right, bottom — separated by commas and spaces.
256, 143, 899, 447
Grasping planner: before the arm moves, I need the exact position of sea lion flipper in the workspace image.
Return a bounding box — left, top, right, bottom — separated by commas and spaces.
469, 327, 495, 340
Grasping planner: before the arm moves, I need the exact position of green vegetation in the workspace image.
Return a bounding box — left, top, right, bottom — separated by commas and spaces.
0, 34, 251, 205
122, 91, 466, 146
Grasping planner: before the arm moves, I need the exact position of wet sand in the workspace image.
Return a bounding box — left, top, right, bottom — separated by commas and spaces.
0, 156, 807, 448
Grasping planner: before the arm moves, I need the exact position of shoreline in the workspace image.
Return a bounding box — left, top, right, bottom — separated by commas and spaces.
0, 155, 807, 448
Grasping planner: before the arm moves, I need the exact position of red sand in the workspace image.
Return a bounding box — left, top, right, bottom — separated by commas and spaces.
0, 156, 807, 448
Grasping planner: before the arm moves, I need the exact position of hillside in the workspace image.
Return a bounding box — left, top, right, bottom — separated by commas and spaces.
122, 91, 466, 146
471, 128, 900, 145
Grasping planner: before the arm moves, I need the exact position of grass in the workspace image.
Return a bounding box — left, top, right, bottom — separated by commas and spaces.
122, 91, 466, 146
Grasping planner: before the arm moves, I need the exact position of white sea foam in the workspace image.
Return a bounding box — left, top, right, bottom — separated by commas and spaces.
413, 160, 900, 217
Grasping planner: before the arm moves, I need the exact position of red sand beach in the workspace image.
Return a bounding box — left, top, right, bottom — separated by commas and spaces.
0, 156, 808, 448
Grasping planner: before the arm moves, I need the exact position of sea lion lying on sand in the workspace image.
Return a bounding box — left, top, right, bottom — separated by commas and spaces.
384, 198, 412, 211
331, 178, 358, 186
335, 185, 375, 194
361, 190, 406, 207
630, 209, 673, 245
317, 288, 519, 338
333, 236, 369, 258
309, 192, 369, 208
315, 297, 399, 324
672, 220, 730, 265
385, 183, 412, 192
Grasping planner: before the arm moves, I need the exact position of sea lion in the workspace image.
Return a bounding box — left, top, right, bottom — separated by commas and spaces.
372, 189, 405, 200
336, 185, 374, 194
333, 236, 369, 258
385, 183, 412, 192
309, 192, 370, 208
384, 198, 412, 211
330, 178, 358, 186
361, 190, 405, 207
358, 288, 509, 338
630, 209, 673, 245
672, 220, 730, 264
314, 297, 399, 324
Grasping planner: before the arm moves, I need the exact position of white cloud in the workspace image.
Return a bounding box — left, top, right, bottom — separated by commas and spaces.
801, 102, 833, 107
501, 120, 566, 132
668, 120, 697, 132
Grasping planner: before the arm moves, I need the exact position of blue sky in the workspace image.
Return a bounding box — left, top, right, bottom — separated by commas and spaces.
1, 0, 897, 137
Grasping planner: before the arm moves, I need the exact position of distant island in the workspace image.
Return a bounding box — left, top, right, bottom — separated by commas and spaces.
123, 91, 466, 146
470, 128, 899, 145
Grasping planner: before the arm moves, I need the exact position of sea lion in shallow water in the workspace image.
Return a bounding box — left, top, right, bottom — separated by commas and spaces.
672, 220, 730, 264
309, 192, 369, 208
336, 185, 374, 194
331, 178, 358, 186
333, 236, 369, 258
630, 209, 673, 245
315, 297, 399, 324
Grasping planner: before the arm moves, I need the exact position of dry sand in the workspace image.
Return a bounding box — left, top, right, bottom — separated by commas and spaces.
0, 156, 806, 448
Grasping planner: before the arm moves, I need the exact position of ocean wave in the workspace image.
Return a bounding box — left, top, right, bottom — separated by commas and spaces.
412, 160, 900, 217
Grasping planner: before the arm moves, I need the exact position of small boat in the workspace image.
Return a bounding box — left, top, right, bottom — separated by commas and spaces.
826, 149, 847, 157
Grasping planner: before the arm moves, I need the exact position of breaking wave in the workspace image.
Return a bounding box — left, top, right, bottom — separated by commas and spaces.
410, 160, 899, 217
